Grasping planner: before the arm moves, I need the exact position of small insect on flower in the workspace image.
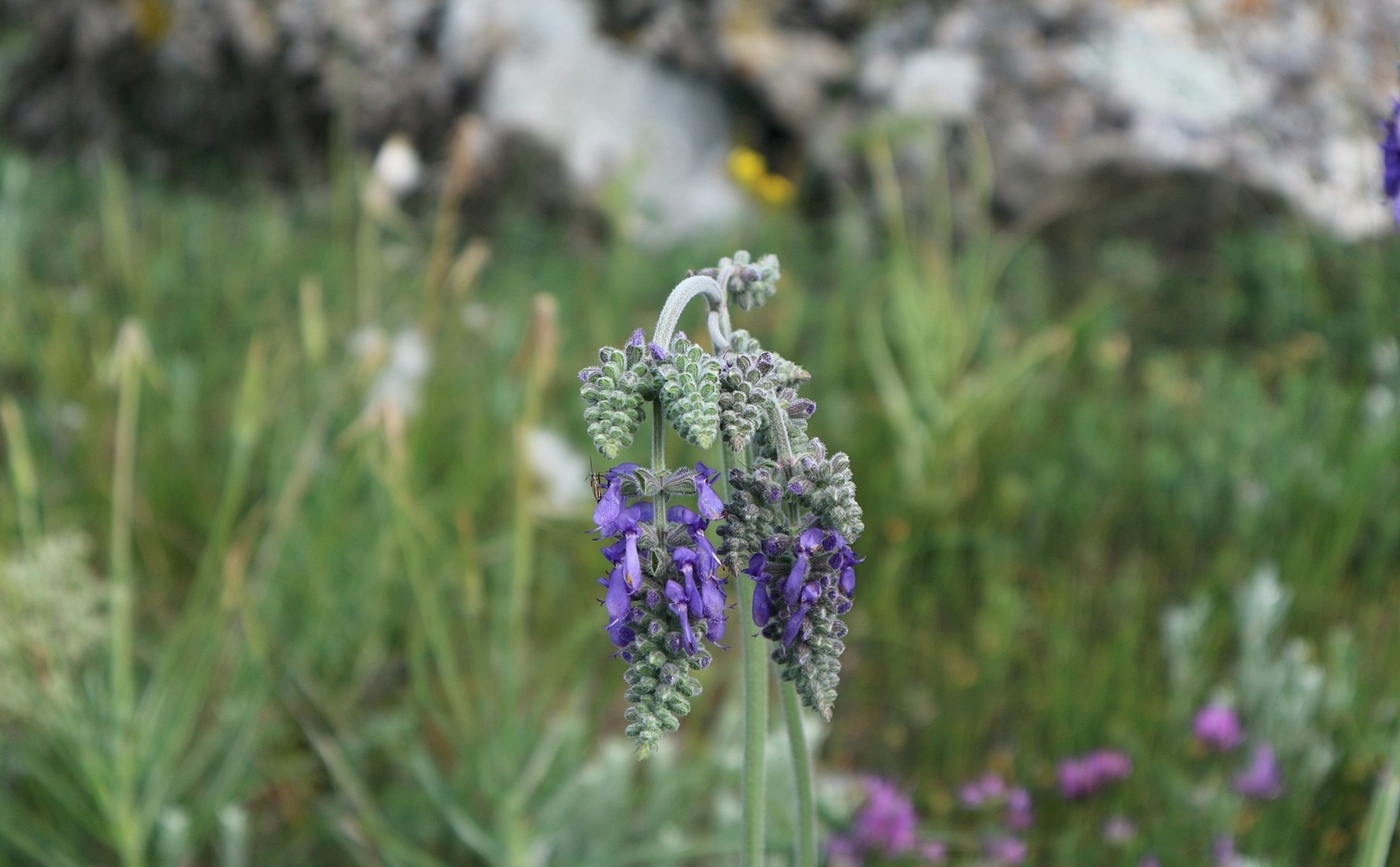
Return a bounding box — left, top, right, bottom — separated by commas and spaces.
588, 462, 609, 503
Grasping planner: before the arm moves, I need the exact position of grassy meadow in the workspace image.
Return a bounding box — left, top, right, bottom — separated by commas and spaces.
1, 133, 1399, 866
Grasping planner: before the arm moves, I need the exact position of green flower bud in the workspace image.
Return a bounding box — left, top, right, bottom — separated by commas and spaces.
656, 335, 720, 449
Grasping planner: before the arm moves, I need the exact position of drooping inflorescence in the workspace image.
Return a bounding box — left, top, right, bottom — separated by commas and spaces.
1383, 98, 1400, 229
580, 251, 862, 753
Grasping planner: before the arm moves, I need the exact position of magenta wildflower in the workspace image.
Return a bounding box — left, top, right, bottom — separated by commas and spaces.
851, 778, 918, 857
1233, 743, 1284, 800
693, 461, 725, 519
958, 773, 1005, 807
1057, 749, 1131, 799
1194, 703, 1244, 751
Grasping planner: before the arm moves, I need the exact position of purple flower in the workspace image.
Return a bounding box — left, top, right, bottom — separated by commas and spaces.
1006, 786, 1033, 830
1193, 703, 1244, 751
919, 840, 948, 863
1383, 98, 1400, 228
693, 461, 724, 519
1085, 749, 1132, 782
664, 580, 698, 654
784, 528, 825, 605
983, 835, 1027, 865
851, 779, 917, 857
780, 581, 821, 649
1139, 857, 1161, 867
957, 773, 1005, 808
1057, 749, 1131, 799
1233, 743, 1284, 800
744, 554, 773, 626
615, 506, 646, 592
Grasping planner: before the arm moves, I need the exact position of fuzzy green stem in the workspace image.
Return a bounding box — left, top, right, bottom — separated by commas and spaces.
782, 679, 818, 867
107, 321, 146, 867
652, 274, 726, 352
1, 398, 40, 549
508, 296, 557, 693
765, 398, 797, 466
721, 447, 767, 866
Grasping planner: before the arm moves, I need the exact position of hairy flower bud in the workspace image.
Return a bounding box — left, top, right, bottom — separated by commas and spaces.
656, 334, 720, 449
579, 345, 647, 458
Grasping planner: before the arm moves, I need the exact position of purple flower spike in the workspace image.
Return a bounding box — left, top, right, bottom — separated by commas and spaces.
1233, 743, 1284, 800
1383, 99, 1400, 228
852, 779, 917, 857
1193, 703, 1244, 751
627, 328, 645, 347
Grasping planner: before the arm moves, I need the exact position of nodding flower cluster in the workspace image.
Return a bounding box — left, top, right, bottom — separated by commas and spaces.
594, 461, 728, 654
590, 461, 730, 756
580, 251, 863, 752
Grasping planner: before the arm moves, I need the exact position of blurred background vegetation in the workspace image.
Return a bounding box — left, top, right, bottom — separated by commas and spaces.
0, 99, 1398, 865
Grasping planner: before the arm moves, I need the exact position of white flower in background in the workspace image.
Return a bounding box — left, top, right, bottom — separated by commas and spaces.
1373, 337, 1399, 378
364, 133, 423, 216
1364, 384, 1395, 425
0, 532, 106, 720
352, 326, 432, 418
524, 427, 591, 514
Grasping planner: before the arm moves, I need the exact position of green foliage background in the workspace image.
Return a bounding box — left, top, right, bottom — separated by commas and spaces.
0, 136, 1398, 865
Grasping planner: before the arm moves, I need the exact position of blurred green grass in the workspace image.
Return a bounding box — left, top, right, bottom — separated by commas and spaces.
0, 137, 1398, 865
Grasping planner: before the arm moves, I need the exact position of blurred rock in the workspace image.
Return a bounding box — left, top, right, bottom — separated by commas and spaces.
441, 0, 744, 242
0, 0, 1395, 239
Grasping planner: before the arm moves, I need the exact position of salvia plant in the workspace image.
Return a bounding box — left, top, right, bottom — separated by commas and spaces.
579, 251, 863, 862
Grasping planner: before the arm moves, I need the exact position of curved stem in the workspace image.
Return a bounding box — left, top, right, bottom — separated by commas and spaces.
782, 679, 818, 867
651, 397, 667, 524
651, 274, 726, 352
765, 398, 796, 466
722, 447, 768, 867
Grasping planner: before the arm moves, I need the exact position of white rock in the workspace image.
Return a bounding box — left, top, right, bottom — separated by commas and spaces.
889, 49, 982, 120
442, 0, 744, 243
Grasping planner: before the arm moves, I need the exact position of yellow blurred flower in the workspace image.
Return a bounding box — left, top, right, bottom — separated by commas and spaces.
753, 173, 795, 206
727, 146, 767, 186
728, 146, 796, 207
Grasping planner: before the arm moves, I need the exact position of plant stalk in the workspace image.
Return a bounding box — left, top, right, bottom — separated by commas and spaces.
720, 447, 767, 866
782, 679, 817, 867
